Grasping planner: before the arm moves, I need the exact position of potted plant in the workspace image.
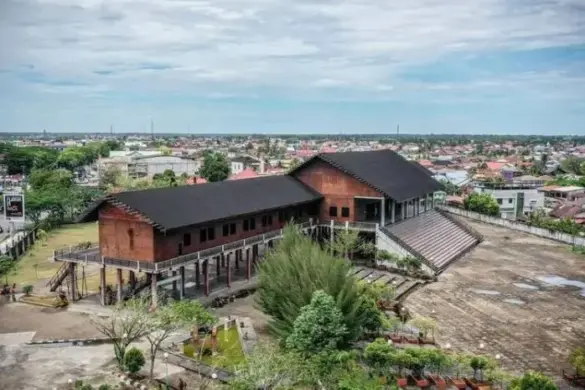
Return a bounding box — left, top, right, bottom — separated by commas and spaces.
407, 349, 430, 388
448, 354, 469, 389
390, 350, 412, 388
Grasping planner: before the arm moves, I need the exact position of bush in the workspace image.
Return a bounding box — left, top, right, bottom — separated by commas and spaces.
98, 385, 113, 390
123, 347, 145, 374
183, 343, 195, 358
22, 285, 33, 296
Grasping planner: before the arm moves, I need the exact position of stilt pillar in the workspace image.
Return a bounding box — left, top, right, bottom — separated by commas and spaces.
246, 250, 251, 280
99, 266, 106, 306
226, 253, 231, 288
68, 262, 77, 301
203, 260, 210, 296
216, 256, 221, 276
129, 270, 136, 289
151, 273, 158, 308
116, 268, 123, 303
172, 270, 177, 292
235, 250, 240, 270
221, 253, 225, 267
179, 266, 185, 299
195, 262, 201, 287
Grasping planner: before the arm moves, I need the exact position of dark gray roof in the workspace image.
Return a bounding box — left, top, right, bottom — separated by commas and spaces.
292, 150, 441, 202
80, 175, 322, 231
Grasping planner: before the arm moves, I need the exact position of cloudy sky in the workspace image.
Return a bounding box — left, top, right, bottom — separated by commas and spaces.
1, 0, 584, 134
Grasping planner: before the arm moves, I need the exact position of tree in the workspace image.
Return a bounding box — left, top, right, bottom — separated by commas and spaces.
28, 168, 74, 191
158, 146, 172, 156
255, 225, 369, 345
561, 157, 584, 175
100, 166, 123, 189
331, 229, 361, 259
509, 371, 558, 390
570, 348, 585, 375
140, 298, 214, 379
286, 290, 347, 355
90, 298, 152, 369
199, 152, 230, 182
0, 256, 16, 284
464, 192, 500, 216
439, 178, 461, 195
231, 343, 305, 390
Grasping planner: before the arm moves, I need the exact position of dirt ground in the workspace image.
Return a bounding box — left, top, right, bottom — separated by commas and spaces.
405, 219, 585, 379
0, 301, 103, 340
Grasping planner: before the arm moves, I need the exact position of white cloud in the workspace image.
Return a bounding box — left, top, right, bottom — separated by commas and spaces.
0, 0, 584, 98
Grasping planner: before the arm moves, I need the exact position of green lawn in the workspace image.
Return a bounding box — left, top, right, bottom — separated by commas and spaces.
184, 327, 247, 370
6, 223, 119, 291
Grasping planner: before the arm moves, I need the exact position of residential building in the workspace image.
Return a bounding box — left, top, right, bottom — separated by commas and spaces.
52, 150, 480, 306
472, 176, 546, 219
99, 152, 199, 179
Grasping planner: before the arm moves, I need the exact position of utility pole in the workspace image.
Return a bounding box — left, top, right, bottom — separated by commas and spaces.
110, 124, 113, 136
151, 120, 154, 140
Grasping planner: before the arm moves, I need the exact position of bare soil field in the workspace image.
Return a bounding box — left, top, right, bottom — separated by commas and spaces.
405, 219, 585, 378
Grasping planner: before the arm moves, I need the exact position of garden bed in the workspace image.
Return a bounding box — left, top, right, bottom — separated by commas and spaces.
19, 294, 67, 308
183, 326, 246, 370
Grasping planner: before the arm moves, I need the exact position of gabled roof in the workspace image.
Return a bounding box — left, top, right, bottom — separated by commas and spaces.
290, 150, 442, 202
79, 175, 322, 231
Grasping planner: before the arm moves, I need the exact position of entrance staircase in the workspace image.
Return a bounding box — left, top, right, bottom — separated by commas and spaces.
378, 209, 482, 274
47, 263, 70, 292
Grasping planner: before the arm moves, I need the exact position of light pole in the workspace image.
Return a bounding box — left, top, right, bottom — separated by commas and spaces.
163, 352, 169, 389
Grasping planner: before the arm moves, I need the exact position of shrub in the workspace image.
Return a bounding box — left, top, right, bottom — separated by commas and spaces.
98, 385, 113, 390
80, 385, 94, 390
124, 347, 145, 374
22, 285, 33, 296
183, 343, 195, 358
74, 379, 84, 389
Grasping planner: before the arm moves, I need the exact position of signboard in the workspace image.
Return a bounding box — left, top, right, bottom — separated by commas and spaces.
4, 194, 25, 221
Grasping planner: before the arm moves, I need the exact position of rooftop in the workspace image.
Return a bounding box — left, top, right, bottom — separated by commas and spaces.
80, 175, 322, 231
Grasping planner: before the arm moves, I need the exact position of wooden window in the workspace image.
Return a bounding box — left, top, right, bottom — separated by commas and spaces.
262, 215, 273, 227
183, 233, 191, 246
278, 211, 285, 223
200, 229, 207, 243
223, 224, 230, 237
249, 218, 256, 230
128, 229, 134, 250
230, 223, 236, 235
207, 227, 215, 241
341, 207, 350, 218
243, 219, 249, 231
329, 206, 338, 217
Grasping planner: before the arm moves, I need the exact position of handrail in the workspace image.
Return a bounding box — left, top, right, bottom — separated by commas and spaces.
378, 226, 438, 273
54, 219, 314, 273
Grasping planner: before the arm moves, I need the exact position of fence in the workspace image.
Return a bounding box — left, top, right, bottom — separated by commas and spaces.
438, 206, 585, 246
0, 229, 38, 260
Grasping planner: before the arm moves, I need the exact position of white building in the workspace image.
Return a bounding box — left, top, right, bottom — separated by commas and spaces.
99, 151, 199, 179
473, 176, 546, 219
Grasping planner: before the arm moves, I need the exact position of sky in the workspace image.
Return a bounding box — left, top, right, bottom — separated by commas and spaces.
0, 0, 584, 135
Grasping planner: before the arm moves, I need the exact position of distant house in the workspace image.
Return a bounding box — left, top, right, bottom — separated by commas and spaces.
229, 167, 259, 181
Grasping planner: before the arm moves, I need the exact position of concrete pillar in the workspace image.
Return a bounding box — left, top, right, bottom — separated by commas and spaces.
235, 250, 240, 270
216, 256, 220, 276
391, 200, 396, 224
151, 273, 158, 308
203, 260, 210, 296
116, 268, 123, 303
179, 266, 185, 299
221, 253, 225, 268
195, 261, 201, 287
381, 198, 386, 226
401, 202, 406, 220
226, 253, 231, 288
172, 270, 177, 292
68, 262, 76, 301
100, 266, 106, 306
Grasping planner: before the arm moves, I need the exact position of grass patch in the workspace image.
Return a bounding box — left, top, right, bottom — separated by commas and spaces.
19, 294, 67, 308
184, 327, 246, 370
6, 223, 118, 291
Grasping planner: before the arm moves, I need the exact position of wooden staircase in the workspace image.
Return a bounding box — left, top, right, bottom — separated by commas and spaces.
47, 263, 70, 292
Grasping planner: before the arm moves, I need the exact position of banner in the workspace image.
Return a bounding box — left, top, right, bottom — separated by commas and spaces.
4, 194, 25, 220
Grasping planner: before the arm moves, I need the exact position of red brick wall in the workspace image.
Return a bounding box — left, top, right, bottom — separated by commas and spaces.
153, 204, 315, 261
293, 159, 382, 222
99, 204, 156, 262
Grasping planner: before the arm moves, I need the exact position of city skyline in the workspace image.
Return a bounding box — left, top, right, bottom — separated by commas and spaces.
1, 0, 584, 135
